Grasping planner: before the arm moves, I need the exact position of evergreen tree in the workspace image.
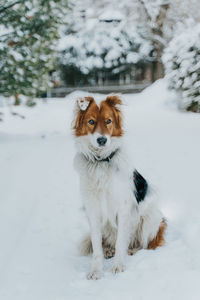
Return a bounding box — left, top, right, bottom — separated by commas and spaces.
163, 24, 200, 112
58, 0, 153, 85
0, 0, 67, 104
59, 0, 200, 84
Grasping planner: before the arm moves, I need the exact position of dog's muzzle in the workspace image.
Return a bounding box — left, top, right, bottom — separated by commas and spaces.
97, 136, 107, 146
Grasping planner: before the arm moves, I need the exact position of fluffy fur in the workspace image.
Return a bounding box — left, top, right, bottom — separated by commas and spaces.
73, 95, 166, 280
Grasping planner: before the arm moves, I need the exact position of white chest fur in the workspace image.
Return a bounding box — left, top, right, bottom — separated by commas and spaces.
74, 152, 135, 227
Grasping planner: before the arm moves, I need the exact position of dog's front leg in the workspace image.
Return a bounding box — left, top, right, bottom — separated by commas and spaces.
85, 198, 103, 280
111, 201, 138, 274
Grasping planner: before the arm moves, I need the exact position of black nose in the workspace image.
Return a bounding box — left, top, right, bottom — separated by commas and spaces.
97, 136, 107, 146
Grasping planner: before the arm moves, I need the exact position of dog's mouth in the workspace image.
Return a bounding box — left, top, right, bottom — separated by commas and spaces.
76, 134, 121, 162
88, 142, 117, 161
88, 143, 106, 155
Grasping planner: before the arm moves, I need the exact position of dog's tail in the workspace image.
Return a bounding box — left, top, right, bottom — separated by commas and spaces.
79, 233, 93, 256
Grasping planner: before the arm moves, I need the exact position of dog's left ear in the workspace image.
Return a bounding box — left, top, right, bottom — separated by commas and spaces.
105, 95, 123, 132
105, 95, 122, 110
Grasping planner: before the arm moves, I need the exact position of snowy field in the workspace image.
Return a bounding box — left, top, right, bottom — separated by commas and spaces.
1, 80, 200, 300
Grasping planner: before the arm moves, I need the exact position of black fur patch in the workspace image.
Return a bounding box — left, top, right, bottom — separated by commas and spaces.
133, 170, 148, 204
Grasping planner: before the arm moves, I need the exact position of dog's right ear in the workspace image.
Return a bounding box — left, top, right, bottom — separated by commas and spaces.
73, 96, 94, 135
77, 96, 94, 111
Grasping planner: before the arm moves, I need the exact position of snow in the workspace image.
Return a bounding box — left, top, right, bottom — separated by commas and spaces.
99, 10, 124, 21
1, 79, 200, 299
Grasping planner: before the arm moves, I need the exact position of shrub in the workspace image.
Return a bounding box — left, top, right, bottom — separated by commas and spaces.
163, 24, 200, 112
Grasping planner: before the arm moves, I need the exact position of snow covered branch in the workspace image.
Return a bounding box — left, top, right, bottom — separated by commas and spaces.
0, 0, 21, 13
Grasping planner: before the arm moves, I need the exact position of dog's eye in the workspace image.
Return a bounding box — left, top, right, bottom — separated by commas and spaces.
88, 119, 95, 125
106, 119, 111, 124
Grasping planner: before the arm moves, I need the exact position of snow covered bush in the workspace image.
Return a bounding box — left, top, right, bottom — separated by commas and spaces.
163, 24, 200, 112
59, 21, 152, 76
59, 0, 200, 84
58, 0, 153, 85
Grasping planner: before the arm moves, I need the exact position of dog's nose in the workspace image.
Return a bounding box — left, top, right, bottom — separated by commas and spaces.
97, 136, 107, 146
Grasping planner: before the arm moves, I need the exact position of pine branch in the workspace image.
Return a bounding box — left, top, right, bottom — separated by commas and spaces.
0, 32, 14, 39
0, 1, 22, 13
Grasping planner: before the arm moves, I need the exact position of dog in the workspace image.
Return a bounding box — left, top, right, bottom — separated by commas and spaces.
73, 95, 166, 280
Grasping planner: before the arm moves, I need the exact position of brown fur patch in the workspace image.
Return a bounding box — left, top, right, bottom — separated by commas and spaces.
147, 219, 167, 250
81, 218, 166, 257
74, 95, 123, 137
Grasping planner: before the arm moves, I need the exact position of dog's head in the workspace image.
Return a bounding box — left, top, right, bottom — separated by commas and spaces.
73, 95, 123, 159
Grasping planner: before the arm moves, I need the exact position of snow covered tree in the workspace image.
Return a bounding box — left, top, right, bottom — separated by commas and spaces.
163, 24, 200, 112
59, 19, 152, 76
58, 0, 153, 86
113, 0, 200, 81
135, 0, 170, 80
57, 0, 200, 86
0, 0, 67, 105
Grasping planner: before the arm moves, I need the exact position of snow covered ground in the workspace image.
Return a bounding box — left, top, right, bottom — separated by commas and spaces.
1, 80, 200, 300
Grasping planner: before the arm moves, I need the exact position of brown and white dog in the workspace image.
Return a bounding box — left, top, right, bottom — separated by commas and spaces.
73, 95, 166, 280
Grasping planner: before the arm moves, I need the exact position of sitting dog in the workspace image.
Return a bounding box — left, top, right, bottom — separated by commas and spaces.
73, 95, 166, 280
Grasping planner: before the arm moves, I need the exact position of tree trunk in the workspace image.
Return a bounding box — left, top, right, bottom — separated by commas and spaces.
14, 94, 20, 106
152, 60, 164, 82
152, 42, 165, 81
138, 1, 169, 82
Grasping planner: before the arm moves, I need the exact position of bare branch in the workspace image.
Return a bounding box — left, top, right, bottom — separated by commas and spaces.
155, 3, 170, 28
140, 30, 167, 48
137, 0, 152, 22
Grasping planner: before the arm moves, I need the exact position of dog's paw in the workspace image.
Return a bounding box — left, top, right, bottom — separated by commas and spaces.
128, 248, 138, 256
103, 246, 115, 259
111, 263, 126, 274
87, 270, 102, 280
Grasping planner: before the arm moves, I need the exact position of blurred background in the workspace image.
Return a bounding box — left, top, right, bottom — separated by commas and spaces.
1, 0, 200, 111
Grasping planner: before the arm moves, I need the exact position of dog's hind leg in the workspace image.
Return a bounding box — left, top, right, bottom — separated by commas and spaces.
103, 245, 115, 259
103, 245, 140, 258
101, 221, 117, 259
136, 204, 166, 250
128, 248, 140, 255
79, 233, 93, 256
80, 234, 116, 259
147, 218, 167, 249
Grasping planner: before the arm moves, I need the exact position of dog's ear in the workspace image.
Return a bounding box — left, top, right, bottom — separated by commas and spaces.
77, 96, 94, 111
73, 97, 94, 135
105, 95, 122, 110
105, 95, 123, 133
